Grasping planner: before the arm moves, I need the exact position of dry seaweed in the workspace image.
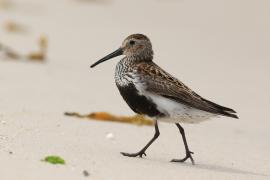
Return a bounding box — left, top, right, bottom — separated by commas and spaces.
0, 43, 21, 60
27, 35, 47, 61
0, 35, 47, 61
4, 21, 25, 33
64, 112, 154, 126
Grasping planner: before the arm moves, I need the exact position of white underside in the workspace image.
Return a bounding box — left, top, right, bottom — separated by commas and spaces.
147, 92, 216, 123
134, 82, 216, 124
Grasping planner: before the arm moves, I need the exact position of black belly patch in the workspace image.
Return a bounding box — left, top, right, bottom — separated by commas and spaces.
117, 83, 165, 117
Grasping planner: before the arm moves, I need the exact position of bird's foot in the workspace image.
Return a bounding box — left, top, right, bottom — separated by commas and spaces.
171, 151, 195, 165
121, 151, 146, 158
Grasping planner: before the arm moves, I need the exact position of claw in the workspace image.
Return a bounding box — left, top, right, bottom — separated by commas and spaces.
139, 152, 146, 157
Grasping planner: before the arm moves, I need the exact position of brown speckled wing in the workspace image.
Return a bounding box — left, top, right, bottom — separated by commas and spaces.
133, 62, 238, 118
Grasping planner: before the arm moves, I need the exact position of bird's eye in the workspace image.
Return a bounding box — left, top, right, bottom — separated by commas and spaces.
129, 40, 135, 45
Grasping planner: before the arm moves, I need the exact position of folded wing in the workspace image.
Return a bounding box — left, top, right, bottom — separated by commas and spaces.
134, 62, 238, 119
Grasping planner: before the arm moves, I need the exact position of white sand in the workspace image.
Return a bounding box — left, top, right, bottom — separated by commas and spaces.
0, 0, 270, 179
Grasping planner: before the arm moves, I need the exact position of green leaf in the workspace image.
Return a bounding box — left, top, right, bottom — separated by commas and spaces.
42, 155, 66, 165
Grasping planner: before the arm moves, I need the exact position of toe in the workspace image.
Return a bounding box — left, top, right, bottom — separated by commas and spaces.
170, 158, 186, 162
121, 152, 128, 156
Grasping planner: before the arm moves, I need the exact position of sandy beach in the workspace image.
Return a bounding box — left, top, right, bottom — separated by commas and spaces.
1, 0, 270, 179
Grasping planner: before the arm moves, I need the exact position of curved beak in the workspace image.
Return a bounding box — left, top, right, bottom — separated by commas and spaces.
90, 48, 123, 68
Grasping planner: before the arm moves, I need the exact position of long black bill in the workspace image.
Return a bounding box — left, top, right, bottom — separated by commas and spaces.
90, 48, 123, 68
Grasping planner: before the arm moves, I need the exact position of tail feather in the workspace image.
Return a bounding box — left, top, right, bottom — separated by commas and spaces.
202, 98, 238, 119
220, 111, 239, 119
202, 98, 236, 113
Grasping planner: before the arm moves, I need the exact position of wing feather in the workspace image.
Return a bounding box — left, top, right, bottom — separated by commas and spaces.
133, 62, 238, 118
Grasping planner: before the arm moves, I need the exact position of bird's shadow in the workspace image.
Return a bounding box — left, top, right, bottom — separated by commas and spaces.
138, 157, 269, 177
121, 154, 269, 177
181, 162, 269, 177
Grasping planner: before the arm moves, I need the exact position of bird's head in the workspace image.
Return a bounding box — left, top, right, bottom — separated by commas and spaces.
90, 34, 153, 68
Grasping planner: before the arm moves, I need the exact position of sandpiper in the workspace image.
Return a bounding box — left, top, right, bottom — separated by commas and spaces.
90, 34, 238, 164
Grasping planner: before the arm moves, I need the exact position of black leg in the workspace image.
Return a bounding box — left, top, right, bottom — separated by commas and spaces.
121, 120, 160, 158
171, 123, 195, 165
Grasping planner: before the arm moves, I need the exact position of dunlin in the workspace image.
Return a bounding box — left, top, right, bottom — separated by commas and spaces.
90, 34, 238, 164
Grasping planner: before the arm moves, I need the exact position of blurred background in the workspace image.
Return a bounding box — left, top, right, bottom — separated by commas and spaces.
0, 0, 270, 179
0, 0, 269, 115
